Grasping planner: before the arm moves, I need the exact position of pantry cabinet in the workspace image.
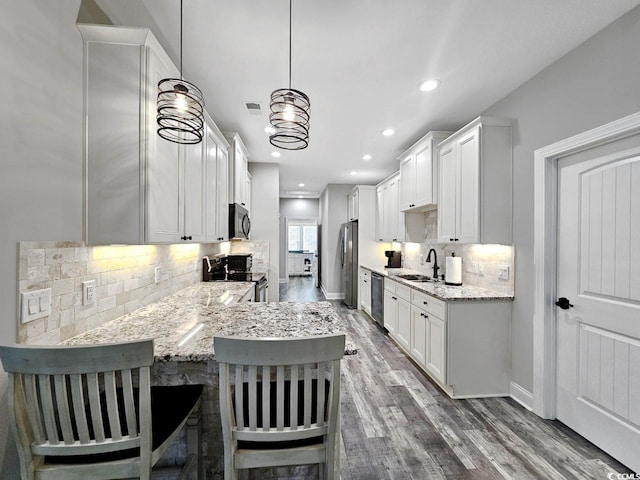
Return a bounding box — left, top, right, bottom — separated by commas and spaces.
399, 131, 452, 211
437, 116, 512, 244
80, 24, 212, 245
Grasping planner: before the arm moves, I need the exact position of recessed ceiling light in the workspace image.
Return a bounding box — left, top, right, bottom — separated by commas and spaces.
419, 79, 440, 92
349, 171, 358, 176
298, 195, 303, 198
264, 126, 276, 135
271, 151, 281, 158
382, 128, 395, 136
362, 154, 372, 161
298, 183, 305, 187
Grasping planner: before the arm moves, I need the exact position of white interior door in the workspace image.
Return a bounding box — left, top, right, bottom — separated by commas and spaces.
556, 137, 640, 473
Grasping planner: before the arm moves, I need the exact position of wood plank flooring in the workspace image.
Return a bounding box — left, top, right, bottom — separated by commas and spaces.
251, 283, 634, 479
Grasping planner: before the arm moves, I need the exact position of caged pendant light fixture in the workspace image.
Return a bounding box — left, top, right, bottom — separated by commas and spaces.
157, 0, 205, 144
269, 0, 310, 150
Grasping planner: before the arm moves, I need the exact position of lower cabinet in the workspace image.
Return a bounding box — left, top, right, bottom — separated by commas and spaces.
360, 269, 371, 315
387, 280, 511, 398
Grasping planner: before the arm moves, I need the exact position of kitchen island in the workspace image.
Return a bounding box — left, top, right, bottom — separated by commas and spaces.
63, 282, 354, 478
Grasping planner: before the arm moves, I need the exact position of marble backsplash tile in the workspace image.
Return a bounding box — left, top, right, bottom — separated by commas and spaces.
16, 241, 239, 345
400, 211, 515, 295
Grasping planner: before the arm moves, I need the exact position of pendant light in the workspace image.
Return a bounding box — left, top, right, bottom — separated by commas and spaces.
157, 0, 205, 145
269, 0, 310, 150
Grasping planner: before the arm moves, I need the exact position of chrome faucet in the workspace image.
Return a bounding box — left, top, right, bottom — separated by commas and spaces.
426, 248, 440, 280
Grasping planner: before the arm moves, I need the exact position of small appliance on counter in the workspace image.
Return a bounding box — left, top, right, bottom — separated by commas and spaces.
226, 253, 252, 272
445, 252, 462, 286
384, 250, 402, 268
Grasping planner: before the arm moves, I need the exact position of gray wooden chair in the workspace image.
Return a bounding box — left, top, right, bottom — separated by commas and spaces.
215, 334, 345, 480
0, 340, 203, 480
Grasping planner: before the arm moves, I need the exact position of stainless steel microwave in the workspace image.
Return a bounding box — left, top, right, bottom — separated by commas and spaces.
229, 203, 251, 239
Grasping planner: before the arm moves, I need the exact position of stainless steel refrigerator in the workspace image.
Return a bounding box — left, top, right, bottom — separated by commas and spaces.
340, 220, 358, 308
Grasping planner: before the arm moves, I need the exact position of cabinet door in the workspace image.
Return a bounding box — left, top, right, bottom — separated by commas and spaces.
388, 177, 401, 242
216, 146, 229, 241
382, 183, 390, 241
146, 47, 183, 243
360, 274, 371, 314
437, 142, 457, 243
383, 289, 397, 335
411, 306, 427, 367
245, 173, 251, 215
426, 315, 447, 384
399, 155, 415, 210
234, 144, 247, 206
414, 142, 434, 206
456, 127, 480, 243
376, 187, 384, 241
396, 297, 411, 351
183, 142, 206, 242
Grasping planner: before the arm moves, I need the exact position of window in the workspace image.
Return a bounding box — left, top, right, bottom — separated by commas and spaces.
288, 222, 317, 252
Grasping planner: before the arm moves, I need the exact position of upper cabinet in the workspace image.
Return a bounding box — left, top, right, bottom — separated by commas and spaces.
376, 173, 404, 242
79, 25, 229, 245
399, 131, 452, 212
225, 133, 250, 211
204, 114, 230, 242
347, 188, 359, 221
437, 116, 512, 244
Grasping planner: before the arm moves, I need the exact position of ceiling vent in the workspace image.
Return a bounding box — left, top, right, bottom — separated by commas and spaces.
244, 101, 263, 115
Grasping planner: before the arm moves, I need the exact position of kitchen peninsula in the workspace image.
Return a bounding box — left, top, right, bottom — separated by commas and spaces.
61, 282, 354, 477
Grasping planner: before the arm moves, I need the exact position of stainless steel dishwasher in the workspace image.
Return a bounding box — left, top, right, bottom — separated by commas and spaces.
371, 272, 384, 327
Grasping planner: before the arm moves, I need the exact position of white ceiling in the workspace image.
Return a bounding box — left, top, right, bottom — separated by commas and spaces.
97, 0, 640, 198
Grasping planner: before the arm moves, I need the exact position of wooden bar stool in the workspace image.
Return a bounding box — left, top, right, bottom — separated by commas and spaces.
0, 340, 203, 480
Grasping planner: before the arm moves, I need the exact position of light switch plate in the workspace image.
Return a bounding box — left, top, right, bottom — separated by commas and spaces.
155, 266, 162, 284
21, 288, 51, 323
498, 264, 510, 281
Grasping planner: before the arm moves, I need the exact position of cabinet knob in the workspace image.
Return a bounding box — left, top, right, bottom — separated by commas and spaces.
423, 301, 428, 305
392, 296, 397, 300
181, 235, 192, 241
449, 238, 454, 241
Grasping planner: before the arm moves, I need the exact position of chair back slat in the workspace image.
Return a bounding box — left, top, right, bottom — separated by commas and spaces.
248, 365, 257, 430
121, 369, 138, 437
303, 364, 312, 428
234, 365, 243, 431
23, 374, 45, 444
290, 365, 298, 431
38, 375, 60, 445
316, 362, 326, 427
261, 366, 270, 432
87, 372, 106, 442
276, 365, 285, 430
104, 371, 123, 440
69, 373, 90, 443
53, 375, 74, 444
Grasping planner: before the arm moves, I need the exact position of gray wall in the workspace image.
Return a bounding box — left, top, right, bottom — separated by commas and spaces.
319, 184, 354, 297
279, 198, 320, 281
248, 163, 280, 302
481, 6, 640, 393
0, 1, 85, 475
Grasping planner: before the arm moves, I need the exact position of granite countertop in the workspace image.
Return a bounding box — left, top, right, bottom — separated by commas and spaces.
361, 265, 513, 301
64, 283, 355, 361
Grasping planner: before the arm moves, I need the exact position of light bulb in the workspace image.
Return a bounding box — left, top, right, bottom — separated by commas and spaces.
283, 102, 295, 122
174, 93, 188, 112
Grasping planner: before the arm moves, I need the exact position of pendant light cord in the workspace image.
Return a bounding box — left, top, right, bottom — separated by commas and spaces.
180, 0, 183, 79
288, 0, 292, 89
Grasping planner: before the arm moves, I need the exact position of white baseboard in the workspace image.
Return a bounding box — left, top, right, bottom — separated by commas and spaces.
510, 381, 534, 411
321, 284, 344, 300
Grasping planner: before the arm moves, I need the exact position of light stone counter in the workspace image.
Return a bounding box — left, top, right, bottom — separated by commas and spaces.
361, 265, 513, 301
64, 282, 355, 361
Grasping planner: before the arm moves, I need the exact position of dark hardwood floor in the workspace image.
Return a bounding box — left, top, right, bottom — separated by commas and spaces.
256, 281, 634, 479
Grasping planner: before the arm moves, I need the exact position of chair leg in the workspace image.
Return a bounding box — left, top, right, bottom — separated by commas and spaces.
238, 469, 248, 480
186, 401, 202, 479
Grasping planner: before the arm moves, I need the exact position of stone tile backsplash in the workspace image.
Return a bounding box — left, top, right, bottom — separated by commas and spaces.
17, 240, 269, 345
400, 211, 514, 295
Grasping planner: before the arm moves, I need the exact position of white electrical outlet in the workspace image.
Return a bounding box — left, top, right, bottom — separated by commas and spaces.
498, 265, 510, 281
20, 288, 51, 323
472, 261, 479, 274
155, 266, 162, 284
477, 262, 485, 276
82, 280, 96, 306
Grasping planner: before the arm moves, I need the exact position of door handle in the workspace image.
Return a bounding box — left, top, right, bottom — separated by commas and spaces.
555, 297, 574, 310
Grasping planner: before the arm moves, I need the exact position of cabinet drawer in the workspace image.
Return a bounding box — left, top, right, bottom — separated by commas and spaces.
360, 269, 370, 279
384, 278, 396, 293
396, 283, 411, 302
411, 290, 445, 319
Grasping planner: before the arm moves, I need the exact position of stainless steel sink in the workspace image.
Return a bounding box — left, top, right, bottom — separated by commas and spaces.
396, 274, 432, 282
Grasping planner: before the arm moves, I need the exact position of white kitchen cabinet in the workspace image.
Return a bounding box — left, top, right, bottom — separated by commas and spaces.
80, 24, 209, 245
383, 289, 397, 336
399, 131, 452, 211
225, 132, 250, 210
410, 306, 428, 366
437, 116, 512, 244
375, 174, 404, 242
425, 314, 447, 383
347, 188, 359, 221
360, 269, 371, 315
204, 114, 230, 242
384, 278, 411, 351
